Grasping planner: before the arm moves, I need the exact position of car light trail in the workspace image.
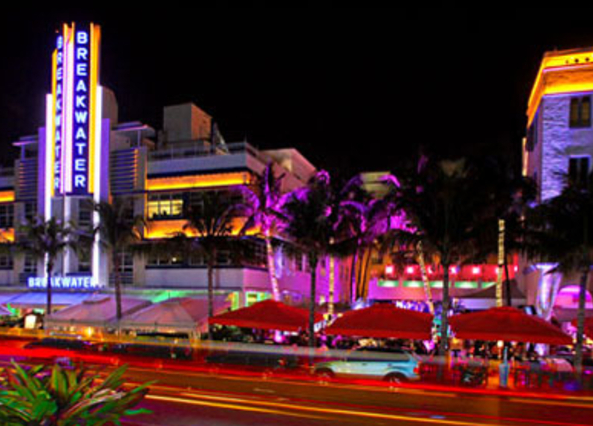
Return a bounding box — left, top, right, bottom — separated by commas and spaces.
146, 394, 328, 421
153, 392, 488, 426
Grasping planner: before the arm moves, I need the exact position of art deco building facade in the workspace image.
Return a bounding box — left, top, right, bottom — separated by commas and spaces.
0, 23, 352, 312
522, 47, 593, 321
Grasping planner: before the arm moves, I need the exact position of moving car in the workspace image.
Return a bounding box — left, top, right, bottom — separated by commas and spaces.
24, 337, 93, 351
110, 343, 193, 360
205, 350, 300, 370
313, 347, 421, 383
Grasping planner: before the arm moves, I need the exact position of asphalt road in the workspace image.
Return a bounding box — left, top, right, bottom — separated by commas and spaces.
118, 364, 593, 426
2, 338, 593, 425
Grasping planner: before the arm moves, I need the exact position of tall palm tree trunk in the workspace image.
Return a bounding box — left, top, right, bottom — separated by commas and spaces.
112, 252, 123, 321
308, 256, 318, 348
439, 264, 450, 356
496, 219, 505, 308
575, 269, 589, 376
416, 242, 434, 314
503, 254, 512, 307
264, 232, 280, 301
350, 249, 358, 302
328, 255, 335, 318
207, 253, 215, 341
46, 260, 53, 315
357, 249, 372, 301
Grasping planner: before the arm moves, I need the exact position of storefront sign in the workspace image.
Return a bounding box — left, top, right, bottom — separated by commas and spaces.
27, 275, 99, 290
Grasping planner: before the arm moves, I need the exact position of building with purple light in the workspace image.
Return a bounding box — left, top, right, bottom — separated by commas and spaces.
0, 22, 353, 313
522, 47, 593, 322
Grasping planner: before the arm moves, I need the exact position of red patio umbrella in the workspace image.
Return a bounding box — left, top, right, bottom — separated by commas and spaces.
449, 307, 572, 345
209, 300, 323, 332
325, 304, 433, 340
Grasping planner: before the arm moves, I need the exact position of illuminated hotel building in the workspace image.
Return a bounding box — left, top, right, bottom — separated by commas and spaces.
522, 47, 593, 321
0, 23, 352, 311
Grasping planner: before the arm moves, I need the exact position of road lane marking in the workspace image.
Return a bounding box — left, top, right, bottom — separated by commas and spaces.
177, 391, 593, 426
509, 398, 593, 410
253, 388, 275, 394
176, 392, 492, 426
146, 394, 333, 422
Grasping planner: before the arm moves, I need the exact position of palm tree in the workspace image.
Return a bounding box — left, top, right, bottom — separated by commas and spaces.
280, 171, 342, 347
322, 176, 362, 317
469, 157, 536, 307
386, 158, 485, 355
93, 199, 145, 321
525, 174, 593, 375
239, 163, 285, 301
19, 217, 75, 315
184, 191, 244, 340
340, 180, 394, 303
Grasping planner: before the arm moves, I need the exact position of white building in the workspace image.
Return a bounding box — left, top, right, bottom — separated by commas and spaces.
0, 22, 352, 313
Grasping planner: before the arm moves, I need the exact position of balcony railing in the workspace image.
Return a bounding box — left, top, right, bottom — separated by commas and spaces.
0, 168, 14, 178
149, 142, 268, 164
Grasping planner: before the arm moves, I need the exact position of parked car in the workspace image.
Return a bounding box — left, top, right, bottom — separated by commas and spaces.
552, 347, 593, 368
313, 347, 421, 383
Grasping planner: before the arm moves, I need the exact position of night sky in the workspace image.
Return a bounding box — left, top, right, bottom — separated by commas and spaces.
1, 7, 593, 177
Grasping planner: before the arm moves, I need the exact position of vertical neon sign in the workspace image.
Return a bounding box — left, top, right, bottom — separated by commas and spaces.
71, 24, 91, 194
53, 34, 64, 193
48, 22, 99, 196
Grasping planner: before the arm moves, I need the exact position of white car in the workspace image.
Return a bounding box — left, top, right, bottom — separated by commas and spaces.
314, 347, 421, 383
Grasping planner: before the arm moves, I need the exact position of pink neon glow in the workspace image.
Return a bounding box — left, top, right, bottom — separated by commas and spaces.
472, 266, 481, 275
406, 266, 415, 274
557, 285, 591, 297
449, 266, 458, 274
385, 265, 395, 275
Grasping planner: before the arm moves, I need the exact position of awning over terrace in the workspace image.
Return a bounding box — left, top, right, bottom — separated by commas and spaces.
449, 306, 572, 345
325, 304, 433, 340
210, 300, 323, 332
46, 295, 151, 328
120, 296, 230, 333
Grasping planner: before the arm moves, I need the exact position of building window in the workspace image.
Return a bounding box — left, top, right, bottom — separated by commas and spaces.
216, 250, 231, 266
24, 202, 36, 222
78, 202, 92, 229
526, 118, 538, 152
569, 156, 590, 186
0, 254, 13, 269
188, 252, 205, 267
118, 252, 134, 273
569, 96, 591, 128
147, 193, 183, 220
23, 255, 35, 273
147, 253, 183, 267
0, 205, 14, 229
78, 250, 91, 273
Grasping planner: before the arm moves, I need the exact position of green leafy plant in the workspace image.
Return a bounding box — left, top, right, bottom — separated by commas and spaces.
0, 361, 151, 426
